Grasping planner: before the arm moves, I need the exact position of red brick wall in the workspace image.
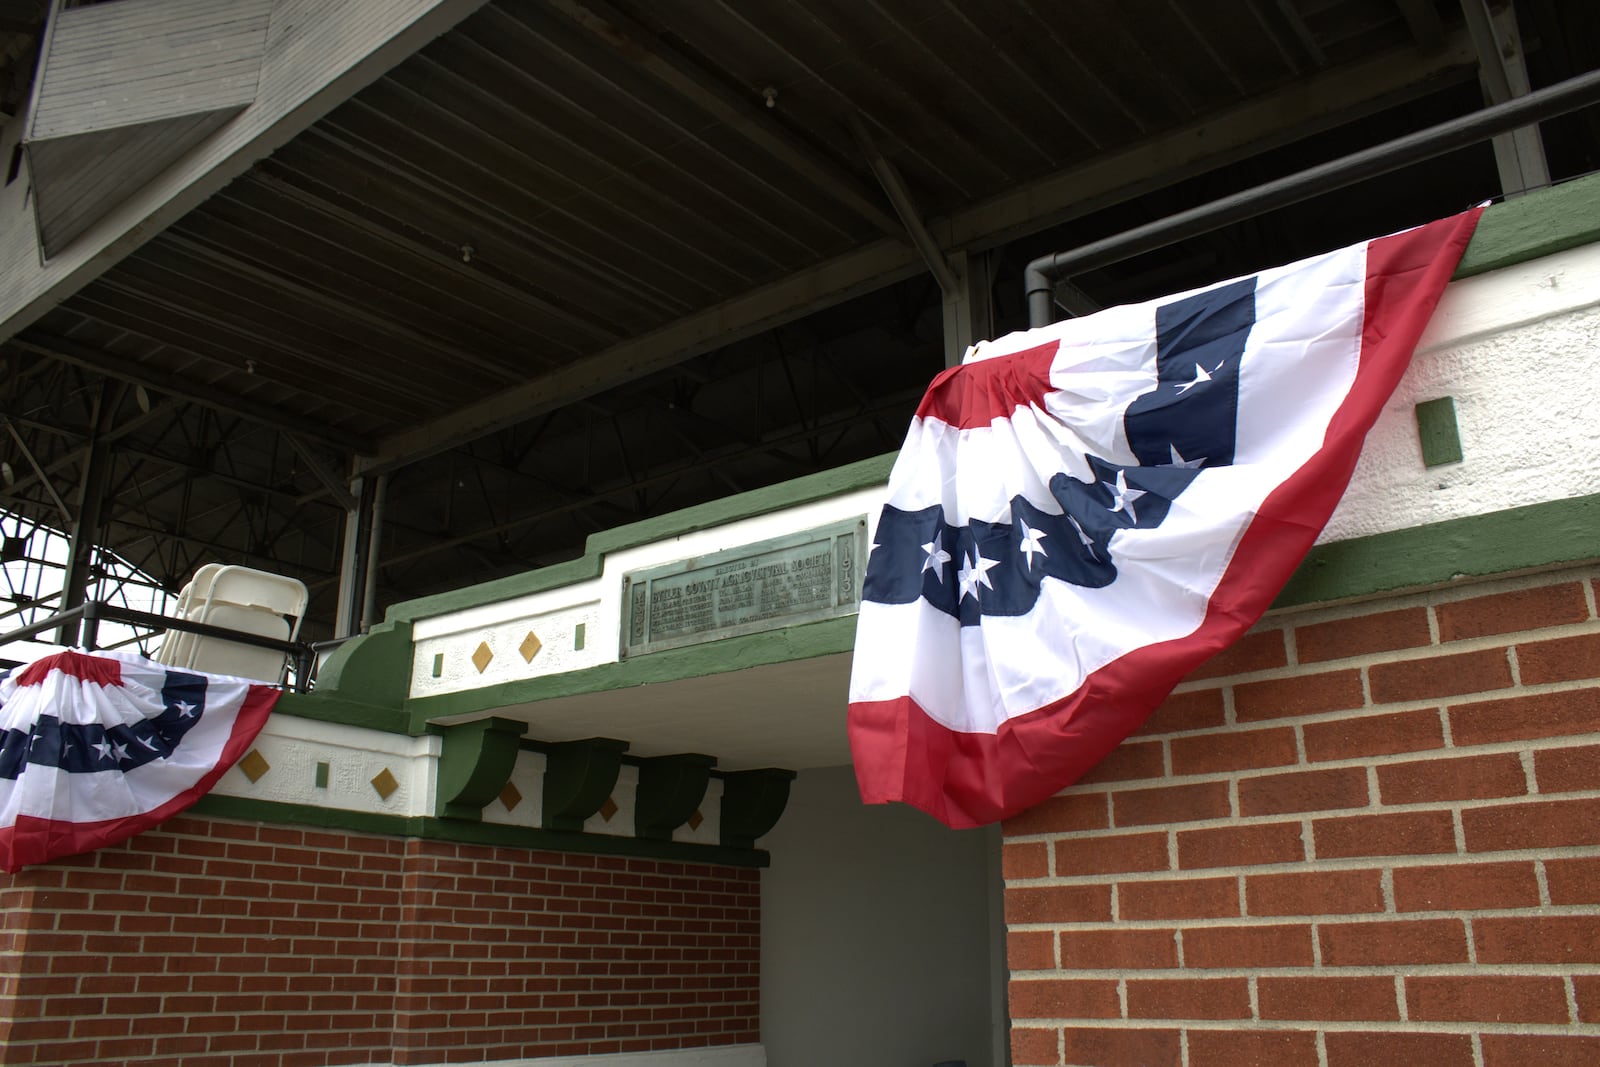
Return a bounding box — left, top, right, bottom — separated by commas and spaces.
0, 817, 760, 1066
1004, 570, 1600, 1066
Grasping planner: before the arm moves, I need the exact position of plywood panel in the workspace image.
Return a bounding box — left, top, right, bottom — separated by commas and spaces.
29, 109, 240, 257
31, 0, 271, 138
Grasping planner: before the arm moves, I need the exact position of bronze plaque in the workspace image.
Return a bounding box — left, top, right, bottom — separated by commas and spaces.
622, 518, 865, 656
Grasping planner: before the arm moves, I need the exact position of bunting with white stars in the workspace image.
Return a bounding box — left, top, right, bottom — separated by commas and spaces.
0, 650, 279, 871
848, 208, 1483, 829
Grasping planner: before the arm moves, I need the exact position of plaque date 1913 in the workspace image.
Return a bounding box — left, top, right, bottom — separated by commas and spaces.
623, 520, 865, 656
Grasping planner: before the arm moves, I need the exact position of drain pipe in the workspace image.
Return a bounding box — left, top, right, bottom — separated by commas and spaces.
1025, 67, 1600, 328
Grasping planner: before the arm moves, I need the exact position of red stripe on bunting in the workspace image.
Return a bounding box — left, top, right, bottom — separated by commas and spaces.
15, 650, 122, 687
914, 339, 1061, 429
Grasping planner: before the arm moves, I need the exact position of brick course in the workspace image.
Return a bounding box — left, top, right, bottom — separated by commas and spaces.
1003, 569, 1600, 1064
0, 820, 760, 1066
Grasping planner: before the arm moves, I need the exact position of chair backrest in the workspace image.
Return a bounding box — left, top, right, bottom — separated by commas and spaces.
152, 565, 309, 683
193, 566, 309, 637
154, 563, 225, 668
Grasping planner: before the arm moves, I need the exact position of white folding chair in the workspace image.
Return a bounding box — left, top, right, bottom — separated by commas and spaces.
154, 565, 308, 683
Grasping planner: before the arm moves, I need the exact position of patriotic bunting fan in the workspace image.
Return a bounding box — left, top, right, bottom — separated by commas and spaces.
849, 209, 1482, 828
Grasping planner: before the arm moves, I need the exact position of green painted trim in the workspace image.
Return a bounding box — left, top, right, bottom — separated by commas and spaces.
190, 794, 770, 868
1275, 492, 1600, 607
271, 691, 410, 733
278, 619, 415, 733
382, 453, 896, 623
430, 716, 528, 819
1414, 396, 1463, 468
1454, 172, 1600, 278
406, 614, 857, 728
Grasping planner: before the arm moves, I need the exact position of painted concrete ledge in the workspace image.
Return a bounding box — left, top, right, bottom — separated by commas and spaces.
403, 1045, 766, 1067
1279, 491, 1600, 607
191, 795, 772, 869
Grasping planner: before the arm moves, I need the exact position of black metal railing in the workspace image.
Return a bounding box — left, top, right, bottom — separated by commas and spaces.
0, 601, 316, 692
1025, 67, 1600, 327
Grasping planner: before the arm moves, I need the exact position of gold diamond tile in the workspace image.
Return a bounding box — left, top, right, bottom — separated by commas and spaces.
598, 795, 619, 822
238, 749, 270, 784
471, 641, 494, 673
371, 768, 399, 800
499, 782, 523, 811
686, 808, 704, 831
519, 630, 543, 663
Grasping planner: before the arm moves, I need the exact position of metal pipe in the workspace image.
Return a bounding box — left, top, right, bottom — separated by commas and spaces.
1025, 67, 1600, 327
359, 472, 388, 632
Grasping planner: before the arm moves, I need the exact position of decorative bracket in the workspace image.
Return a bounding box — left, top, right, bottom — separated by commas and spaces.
634, 754, 718, 841
536, 737, 629, 832
430, 716, 528, 820
719, 768, 797, 849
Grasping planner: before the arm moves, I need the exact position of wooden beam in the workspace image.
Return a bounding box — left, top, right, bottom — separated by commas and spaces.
363, 33, 1476, 474
541, 0, 903, 239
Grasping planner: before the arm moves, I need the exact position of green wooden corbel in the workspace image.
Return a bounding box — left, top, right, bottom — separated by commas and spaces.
719, 768, 797, 849
634, 753, 717, 841
536, 737, 630, 832
430, 716, 528, 820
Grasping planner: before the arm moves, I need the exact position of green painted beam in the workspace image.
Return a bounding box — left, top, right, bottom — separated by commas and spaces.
1454, 172, 1600, 278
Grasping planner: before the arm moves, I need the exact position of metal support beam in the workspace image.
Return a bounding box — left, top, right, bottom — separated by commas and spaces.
333, 473, 367, 639
55, 384, 112, 645
1460, 0, 1549, 196
1025, 67, 1600, 327
850, 112, 961, 297
0, 396, 181, 504
285, 435, 359, 512
940, 250, 993, 368
1, 414, 73, 526
11, 334, 372, 452
1395, 0, 1446, 49
360, 472, 387, 632
1052, 280, 1103, 319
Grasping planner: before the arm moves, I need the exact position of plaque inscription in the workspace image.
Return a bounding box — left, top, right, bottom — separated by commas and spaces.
623, 519, 866, 656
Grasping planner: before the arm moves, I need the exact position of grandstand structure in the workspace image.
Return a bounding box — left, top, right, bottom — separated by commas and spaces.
1, 2, 1599, 1066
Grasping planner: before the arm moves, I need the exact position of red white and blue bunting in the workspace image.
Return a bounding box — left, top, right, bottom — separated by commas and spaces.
849, 210, 1482, 828
0, 650, 278, 872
